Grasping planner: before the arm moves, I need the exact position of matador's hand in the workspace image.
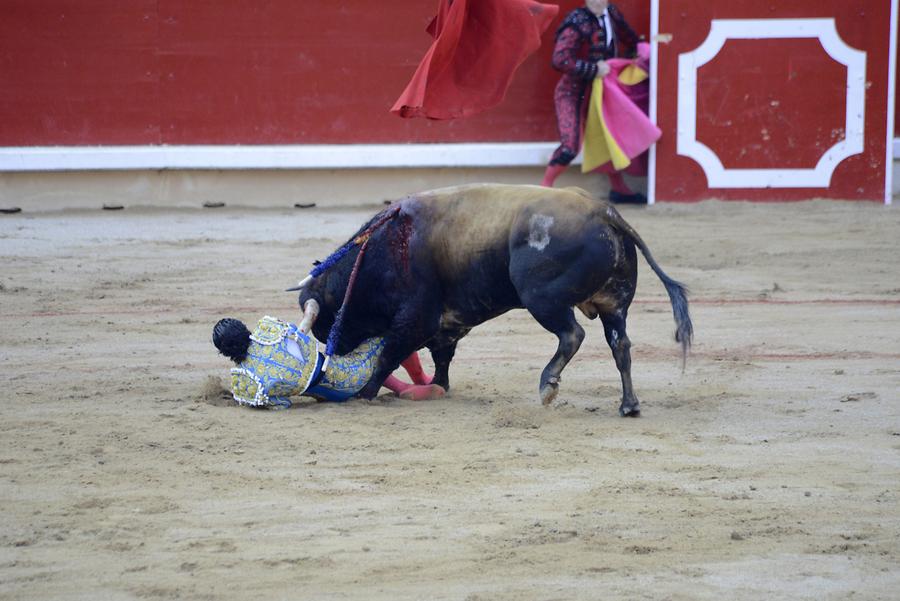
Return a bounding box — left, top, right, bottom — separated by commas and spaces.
595, 60, 611, 78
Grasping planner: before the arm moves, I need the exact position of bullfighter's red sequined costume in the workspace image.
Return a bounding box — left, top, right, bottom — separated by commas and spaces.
542, 4, 641, 195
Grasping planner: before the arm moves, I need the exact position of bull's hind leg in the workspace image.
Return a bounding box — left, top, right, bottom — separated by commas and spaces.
600, 311, 640, 417
523, 305, 585, 405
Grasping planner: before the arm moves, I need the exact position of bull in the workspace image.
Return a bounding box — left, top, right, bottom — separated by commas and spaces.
293, 184, 692, 416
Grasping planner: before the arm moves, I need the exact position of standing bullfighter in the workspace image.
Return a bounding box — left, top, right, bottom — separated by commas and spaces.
541, 0, 646, 204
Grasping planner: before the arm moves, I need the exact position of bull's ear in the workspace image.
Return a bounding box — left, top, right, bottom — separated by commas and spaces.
313, 260, 322, 266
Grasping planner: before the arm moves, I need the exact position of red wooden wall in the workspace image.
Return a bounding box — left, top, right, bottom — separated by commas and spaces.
0, 0, 650, 147
653, 0, 894, 202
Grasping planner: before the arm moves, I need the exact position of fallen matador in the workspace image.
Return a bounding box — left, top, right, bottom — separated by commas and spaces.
212, 315, 442, 409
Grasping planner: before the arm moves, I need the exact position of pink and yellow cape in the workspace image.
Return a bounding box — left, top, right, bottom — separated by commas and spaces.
582, 43, 661, 174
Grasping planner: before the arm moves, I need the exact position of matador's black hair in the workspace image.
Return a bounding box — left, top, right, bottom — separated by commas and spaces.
212, 318, 251, 364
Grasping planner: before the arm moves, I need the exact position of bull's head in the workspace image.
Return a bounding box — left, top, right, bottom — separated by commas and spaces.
286, 272, 338, 345
286, 275, 320, 333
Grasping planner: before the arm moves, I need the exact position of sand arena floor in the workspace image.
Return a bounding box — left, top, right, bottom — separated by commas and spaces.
1, 196, 898, 600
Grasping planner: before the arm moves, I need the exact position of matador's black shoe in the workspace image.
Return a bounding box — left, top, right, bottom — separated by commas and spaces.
609, 190, 648, 205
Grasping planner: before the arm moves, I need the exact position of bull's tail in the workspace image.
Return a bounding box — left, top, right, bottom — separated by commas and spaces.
604, 205, 693, 367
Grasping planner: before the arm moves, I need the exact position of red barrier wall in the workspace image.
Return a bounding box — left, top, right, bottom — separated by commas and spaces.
0, 1, 650, 147
653, 0, 894, 202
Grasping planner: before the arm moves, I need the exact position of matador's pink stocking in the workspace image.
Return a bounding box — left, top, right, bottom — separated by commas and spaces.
382, 375, 445, 401
401, 352, 432, 385
593, 162, 635, 195
540, 164, 567, 188
382, 353, 443, 400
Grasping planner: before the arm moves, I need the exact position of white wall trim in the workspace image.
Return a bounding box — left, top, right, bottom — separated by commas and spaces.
0, 142, 571, 172
887, 0, 898, 204
648, 0, 660, 205
677, 18, 867, 189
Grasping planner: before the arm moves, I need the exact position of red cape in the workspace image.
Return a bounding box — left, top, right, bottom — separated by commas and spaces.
391, 0, 559, 120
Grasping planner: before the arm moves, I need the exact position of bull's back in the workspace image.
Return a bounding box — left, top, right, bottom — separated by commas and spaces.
397, 185, 613, 325
405, 184, 603, 280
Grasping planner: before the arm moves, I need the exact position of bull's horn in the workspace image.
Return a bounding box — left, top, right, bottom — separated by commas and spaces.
285, 274, 314, 292
298, 299, 320, 334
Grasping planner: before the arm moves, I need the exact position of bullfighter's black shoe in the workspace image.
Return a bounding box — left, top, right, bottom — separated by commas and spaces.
609, 190, 648, 205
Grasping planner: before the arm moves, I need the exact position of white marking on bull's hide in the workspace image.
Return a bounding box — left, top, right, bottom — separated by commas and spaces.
528, 214, 554, 251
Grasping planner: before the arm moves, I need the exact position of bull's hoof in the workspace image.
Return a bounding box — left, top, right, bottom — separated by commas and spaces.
539, 382, 559, 406
398, 384, 446, 401
619, 403, 641, 417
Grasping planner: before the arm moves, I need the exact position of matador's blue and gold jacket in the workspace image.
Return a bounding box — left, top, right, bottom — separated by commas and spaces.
230, 316, 386, 409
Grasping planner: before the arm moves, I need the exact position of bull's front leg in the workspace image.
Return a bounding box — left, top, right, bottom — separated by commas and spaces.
357, 306, 445, 400
426, 328, 468, 391
357, 337, 443, 400
430, 343, 455, 391
357, 338, 409, 399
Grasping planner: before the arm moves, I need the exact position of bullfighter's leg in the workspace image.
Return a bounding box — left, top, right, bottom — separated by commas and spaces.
389, 353, 443, 400
541, 78, 585, 187
401, 352, 432, 385
600, 310, 640, 417
381, 374, 445, 401
358, 336, 427, 399
383, 374, 412, 394
358, 306, 444, 400
522, 304, 586, 406
393, 351, 443, 400
398, 383, 446, 401
593, 163, 647, 204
